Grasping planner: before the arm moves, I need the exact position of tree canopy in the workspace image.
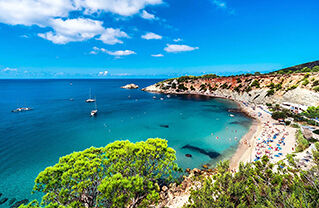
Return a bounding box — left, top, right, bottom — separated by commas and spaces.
21, 138, 180, 208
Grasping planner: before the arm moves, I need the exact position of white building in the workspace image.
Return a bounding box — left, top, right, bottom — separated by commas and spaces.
280, 102, 309, 114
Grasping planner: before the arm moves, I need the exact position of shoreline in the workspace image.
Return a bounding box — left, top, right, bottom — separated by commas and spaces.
143, 89, 296, 170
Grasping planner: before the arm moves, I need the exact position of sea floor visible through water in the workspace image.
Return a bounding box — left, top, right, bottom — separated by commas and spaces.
0, 79, 252, 206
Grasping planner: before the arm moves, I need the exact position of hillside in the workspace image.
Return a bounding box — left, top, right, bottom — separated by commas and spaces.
143, 62, 319, 106
272, 60, 319, 74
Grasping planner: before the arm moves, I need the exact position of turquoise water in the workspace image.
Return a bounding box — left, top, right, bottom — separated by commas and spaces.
0, 79, 252, 206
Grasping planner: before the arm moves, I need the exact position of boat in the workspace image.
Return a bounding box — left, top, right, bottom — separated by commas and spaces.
90, 109, 98, 117
229, 114, 235, 117
86, 89, 96, 103
12, 107, 32, 113
90, 99, 98, 117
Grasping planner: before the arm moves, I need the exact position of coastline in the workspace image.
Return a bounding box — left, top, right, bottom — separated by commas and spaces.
143, 88, 296, 170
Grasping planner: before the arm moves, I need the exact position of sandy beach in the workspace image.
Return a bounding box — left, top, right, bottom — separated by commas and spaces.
230, 102, 297, 170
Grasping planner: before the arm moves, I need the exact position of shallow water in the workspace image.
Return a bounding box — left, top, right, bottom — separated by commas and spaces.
0, 79, 252, 206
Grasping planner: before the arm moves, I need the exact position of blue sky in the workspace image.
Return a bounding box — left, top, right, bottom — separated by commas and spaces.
0, 0, 318, 78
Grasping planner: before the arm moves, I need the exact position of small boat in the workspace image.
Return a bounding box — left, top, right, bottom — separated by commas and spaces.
12, 107, 32, 113
86, 89, 96, 103
167, 95, 171, 98
90, 99, 98, 117
90, 109, 98, 117
160, 98, 164, 100
70, 82, 73, 86
153, 96, 156, 99
229, 114, 235, 117
69, 98, 74, 101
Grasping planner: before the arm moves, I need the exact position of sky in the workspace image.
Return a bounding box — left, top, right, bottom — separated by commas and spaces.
0, 0, 318, 78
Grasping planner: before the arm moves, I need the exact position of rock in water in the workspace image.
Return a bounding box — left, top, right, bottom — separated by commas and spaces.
185, 154, 192, 158
181, 144, 220, 159
10, 199, 29, 208
202, 164, 208, 169
9, 198, 16, 205
121, 84, 139, 89
160, 124, 169, 128
0, 193, 2, 198
0, 198, 8, 204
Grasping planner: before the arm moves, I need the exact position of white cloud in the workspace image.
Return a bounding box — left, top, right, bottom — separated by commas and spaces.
97, 28, 129, 45
164, 44, 199, 53
141, 32, 162, 40
0, 0, 163, 44
74, 0, 163, 16
0, 0, 74, 26
106, 50, 136, 56
98, 70, 109, 76
91, 47, 136, 57
151, 54, 164, 57
0, 0, 163, 26
2, 67, 17, 72
141, 10, 156, 20
38, 18, 128, 44
173, 38, 182, 42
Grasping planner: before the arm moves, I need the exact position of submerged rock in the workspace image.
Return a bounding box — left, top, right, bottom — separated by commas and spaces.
9, 198, 16, 205
0, 197, 8, 204
0, 193, 2, 198
181, 144, 220, 159
121, 84, 139, 89
160, 124, 169, 128
10, 199, 29, 208
185, 154, 192, 158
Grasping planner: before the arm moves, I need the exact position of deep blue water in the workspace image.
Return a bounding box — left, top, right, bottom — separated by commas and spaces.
0, 79, 252, 206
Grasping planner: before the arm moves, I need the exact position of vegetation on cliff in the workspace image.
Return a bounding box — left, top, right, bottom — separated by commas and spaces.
185, 143, 319, 208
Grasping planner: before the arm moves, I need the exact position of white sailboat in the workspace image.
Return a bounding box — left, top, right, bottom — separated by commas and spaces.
86, 89, 96, 103
90, 99, 98, 117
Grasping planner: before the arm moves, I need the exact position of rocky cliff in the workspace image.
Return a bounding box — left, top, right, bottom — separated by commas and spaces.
143, 72, 319, 106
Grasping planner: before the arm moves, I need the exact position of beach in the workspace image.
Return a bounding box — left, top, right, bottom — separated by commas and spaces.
230, 102, 297, 170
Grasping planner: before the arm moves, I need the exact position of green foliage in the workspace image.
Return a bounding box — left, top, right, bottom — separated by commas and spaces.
287, 84, 298, 91
266, 89, 275, 96
190, 85, 195, 91
185, 153, 319, 208
312, 80, 319, 87
220, 83, 228, 89
271, 111, 287, 120
302, 78, 309, 86
313, 86, 319, 92
295, 129, 310, 152
24, 139, 180, 208
250, 79, 260, 88
302, 106, 319, 119
313, 129, 319, 135
245, 86, 252, 92
178, 84, 188, 91
236, 77, 242, 83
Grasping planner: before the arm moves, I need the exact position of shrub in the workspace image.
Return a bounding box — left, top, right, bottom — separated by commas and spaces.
287, 84, 298, 91
267, 89, 275, 96
312, 80, 319, 87
295, 129, 310, 152
313, 86, 319, 92
185, 151, 319, 208
302, 78, 309, 86
178, 84, 188, 91
251, 79, 260, 88
272, 111, 287, 120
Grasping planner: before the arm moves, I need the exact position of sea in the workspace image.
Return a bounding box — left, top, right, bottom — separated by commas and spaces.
0, 79, 252, 207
